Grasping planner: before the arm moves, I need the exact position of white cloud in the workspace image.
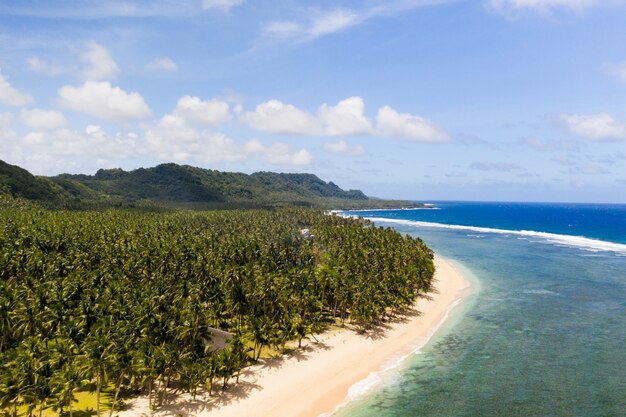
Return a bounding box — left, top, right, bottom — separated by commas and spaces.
240, 100, 319, 135
264, 8, 360, 41
146, 57, 178, 72
145, 112, 310, 166
10, 114, 310, 168
376, 106, 448, 142
20, 108, 68, 130
26, 57, 65, 76
0, 113, 17, 146
602, 61, 626, 83
264, 21, 302, 37
146, 126, 309, 166
324, 140, 366, 156
488, 0, 599, 13
559, 113, 626, 141
0, 112, 12, 129
0, 73, 33, 107
82, 42, 119, 81
58, 81, 151, 121
173, 96, 231, 126
319, 96, 373, 136
21, 125, 138, 160
241, 96, 372, 136
243, 140, 312, 165
309, 9, 360, 37
145, 126, 245, 163
202, 0, 244, 11
263, 1, 454, 42
241, 97, 448, 143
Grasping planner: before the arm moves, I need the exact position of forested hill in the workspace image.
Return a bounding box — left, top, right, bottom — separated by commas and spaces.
0, 160, 415, 209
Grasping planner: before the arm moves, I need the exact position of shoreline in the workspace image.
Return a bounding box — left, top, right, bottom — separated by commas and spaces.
119, 256, 471, 417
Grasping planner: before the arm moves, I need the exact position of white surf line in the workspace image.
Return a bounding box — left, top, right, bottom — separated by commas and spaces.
339, 214, 626, 256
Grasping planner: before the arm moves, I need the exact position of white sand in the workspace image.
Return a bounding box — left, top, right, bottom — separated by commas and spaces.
119, 256, 470, 417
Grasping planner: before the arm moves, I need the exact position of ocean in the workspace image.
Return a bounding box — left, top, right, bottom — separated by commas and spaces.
336, 201, 626, 417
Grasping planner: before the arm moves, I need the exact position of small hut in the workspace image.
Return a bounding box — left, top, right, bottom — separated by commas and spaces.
207, 327, 233, 352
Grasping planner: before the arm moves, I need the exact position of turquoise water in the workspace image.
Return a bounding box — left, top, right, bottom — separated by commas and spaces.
337, 203, 626, 417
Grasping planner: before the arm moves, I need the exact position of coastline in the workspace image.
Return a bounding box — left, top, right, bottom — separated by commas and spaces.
119, 256, 471, 417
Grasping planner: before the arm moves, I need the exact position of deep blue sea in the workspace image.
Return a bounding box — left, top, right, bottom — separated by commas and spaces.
337, 202, 626, 417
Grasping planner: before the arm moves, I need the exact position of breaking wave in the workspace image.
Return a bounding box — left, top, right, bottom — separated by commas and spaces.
345, 216, 626, 256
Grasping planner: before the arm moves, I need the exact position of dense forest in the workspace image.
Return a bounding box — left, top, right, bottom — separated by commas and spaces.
0, 160, 418, 210
0, 197, 434, 416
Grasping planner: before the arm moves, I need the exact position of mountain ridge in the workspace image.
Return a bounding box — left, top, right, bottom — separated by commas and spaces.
0, 160, 417, 210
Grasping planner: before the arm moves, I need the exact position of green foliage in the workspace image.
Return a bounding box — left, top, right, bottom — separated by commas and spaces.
0, 161, 69, 207
0, 207, 434, 414
0, 160, 420, 210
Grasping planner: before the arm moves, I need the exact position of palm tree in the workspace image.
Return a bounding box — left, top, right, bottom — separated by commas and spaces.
107, 329, 136, 417
83, 328, 109, 417
0, 366, 21, 417
51, 359, 89, 417
216, 349, 236, 390
201, 354, 217, 396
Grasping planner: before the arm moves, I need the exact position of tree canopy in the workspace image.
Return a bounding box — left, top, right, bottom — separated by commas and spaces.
0, 204, 434, 416
0, 160, 420, 210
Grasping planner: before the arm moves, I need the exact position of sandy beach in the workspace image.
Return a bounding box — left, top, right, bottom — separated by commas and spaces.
119, 256, 471, 417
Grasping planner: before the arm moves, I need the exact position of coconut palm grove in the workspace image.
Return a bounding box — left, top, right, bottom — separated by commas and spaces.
0, 197, 434, 416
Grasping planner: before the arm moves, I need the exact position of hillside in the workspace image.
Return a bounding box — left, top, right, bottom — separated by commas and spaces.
0, 160, 417, 210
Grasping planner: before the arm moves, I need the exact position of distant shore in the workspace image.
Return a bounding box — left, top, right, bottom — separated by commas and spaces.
119, 256, 471, 417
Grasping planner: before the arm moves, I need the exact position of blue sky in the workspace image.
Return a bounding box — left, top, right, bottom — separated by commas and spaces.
1, 0, 626, 202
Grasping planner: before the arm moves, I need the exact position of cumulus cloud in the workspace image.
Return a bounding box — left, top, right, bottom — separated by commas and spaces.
20, 108, 68, 130
376, 106, 447, 142
82, 42, 119, 81
58, 81, 151, 121
26, 57, 65, 76
319, 96, 373, 136
488, 0, 599, 13
146, 57, 178, 72
324, 140, 365, 156
173, 96, 231, 126
0, 73, 33, 107
202, 0, 244, 11
240, 100, 319, 135
145, 112, 311, 166
559, 113, 626, 141
241, 97, 447, 143
10, 113, 311, 169
21, 125, 138, 160
602, 61, 626, 83
243, 140, 312, 165
145, 126, 245, 163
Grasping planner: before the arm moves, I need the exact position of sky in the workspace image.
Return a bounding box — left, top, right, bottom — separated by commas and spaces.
1, 0, 626, 203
